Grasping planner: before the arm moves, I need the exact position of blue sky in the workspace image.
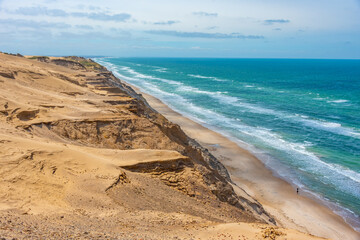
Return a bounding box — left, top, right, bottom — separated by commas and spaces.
0, 0, 359, 58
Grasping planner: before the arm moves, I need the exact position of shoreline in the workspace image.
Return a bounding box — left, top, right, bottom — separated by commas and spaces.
120, 79, 360, 239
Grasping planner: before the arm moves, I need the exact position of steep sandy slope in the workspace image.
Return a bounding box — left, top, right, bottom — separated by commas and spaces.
0, 53, 325, 239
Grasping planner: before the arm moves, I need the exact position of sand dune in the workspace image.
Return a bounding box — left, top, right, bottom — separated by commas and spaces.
0, 52, 327, 239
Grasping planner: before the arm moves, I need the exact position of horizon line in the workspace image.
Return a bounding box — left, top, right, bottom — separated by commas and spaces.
2, 51, 359, 60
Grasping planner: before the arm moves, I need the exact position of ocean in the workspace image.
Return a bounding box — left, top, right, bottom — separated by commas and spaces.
93, 57, 360, 231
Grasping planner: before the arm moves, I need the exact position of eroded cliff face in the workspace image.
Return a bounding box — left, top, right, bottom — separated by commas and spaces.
0, 53, 277, 239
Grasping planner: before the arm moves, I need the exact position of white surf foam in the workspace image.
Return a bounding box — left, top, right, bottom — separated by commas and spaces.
119, 66, 182, 86
153, 66, 168, 73
188, 74, 227, 82
327, 99, 350, 104
313, 97, 350, 104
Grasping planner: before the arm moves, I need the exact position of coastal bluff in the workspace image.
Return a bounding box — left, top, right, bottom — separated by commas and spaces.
0, 53, 325, 239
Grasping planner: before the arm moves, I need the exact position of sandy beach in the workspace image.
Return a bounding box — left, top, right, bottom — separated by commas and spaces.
129, 84, 360, 240
0, 52, 358, 239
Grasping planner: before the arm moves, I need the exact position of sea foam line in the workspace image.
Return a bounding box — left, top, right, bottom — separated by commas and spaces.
188, 74, 227, 82
120, 66, 182, 86
153, 66, 168, 73
327, 99, 350, 104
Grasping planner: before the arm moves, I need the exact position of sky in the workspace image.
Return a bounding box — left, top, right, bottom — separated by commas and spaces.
0, 0, 359, 58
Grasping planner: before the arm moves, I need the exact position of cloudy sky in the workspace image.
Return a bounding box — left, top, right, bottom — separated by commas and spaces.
0, 0, 359, 58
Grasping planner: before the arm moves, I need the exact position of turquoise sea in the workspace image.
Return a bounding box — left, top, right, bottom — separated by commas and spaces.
93, 58, 360, 231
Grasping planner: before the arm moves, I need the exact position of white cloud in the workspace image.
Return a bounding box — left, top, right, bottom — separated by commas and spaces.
0, 0, 359, 58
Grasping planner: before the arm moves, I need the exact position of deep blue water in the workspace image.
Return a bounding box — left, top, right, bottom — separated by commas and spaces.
93, 57, 360, 231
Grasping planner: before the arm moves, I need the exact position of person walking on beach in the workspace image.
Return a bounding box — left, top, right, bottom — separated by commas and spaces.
296, 188, 299, 194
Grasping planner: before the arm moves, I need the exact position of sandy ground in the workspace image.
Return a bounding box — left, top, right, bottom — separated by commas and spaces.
133, 85, 360, 240
0, 52, 343, 239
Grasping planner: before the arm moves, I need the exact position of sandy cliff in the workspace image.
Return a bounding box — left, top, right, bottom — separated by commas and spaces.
0, 53, 325, 239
